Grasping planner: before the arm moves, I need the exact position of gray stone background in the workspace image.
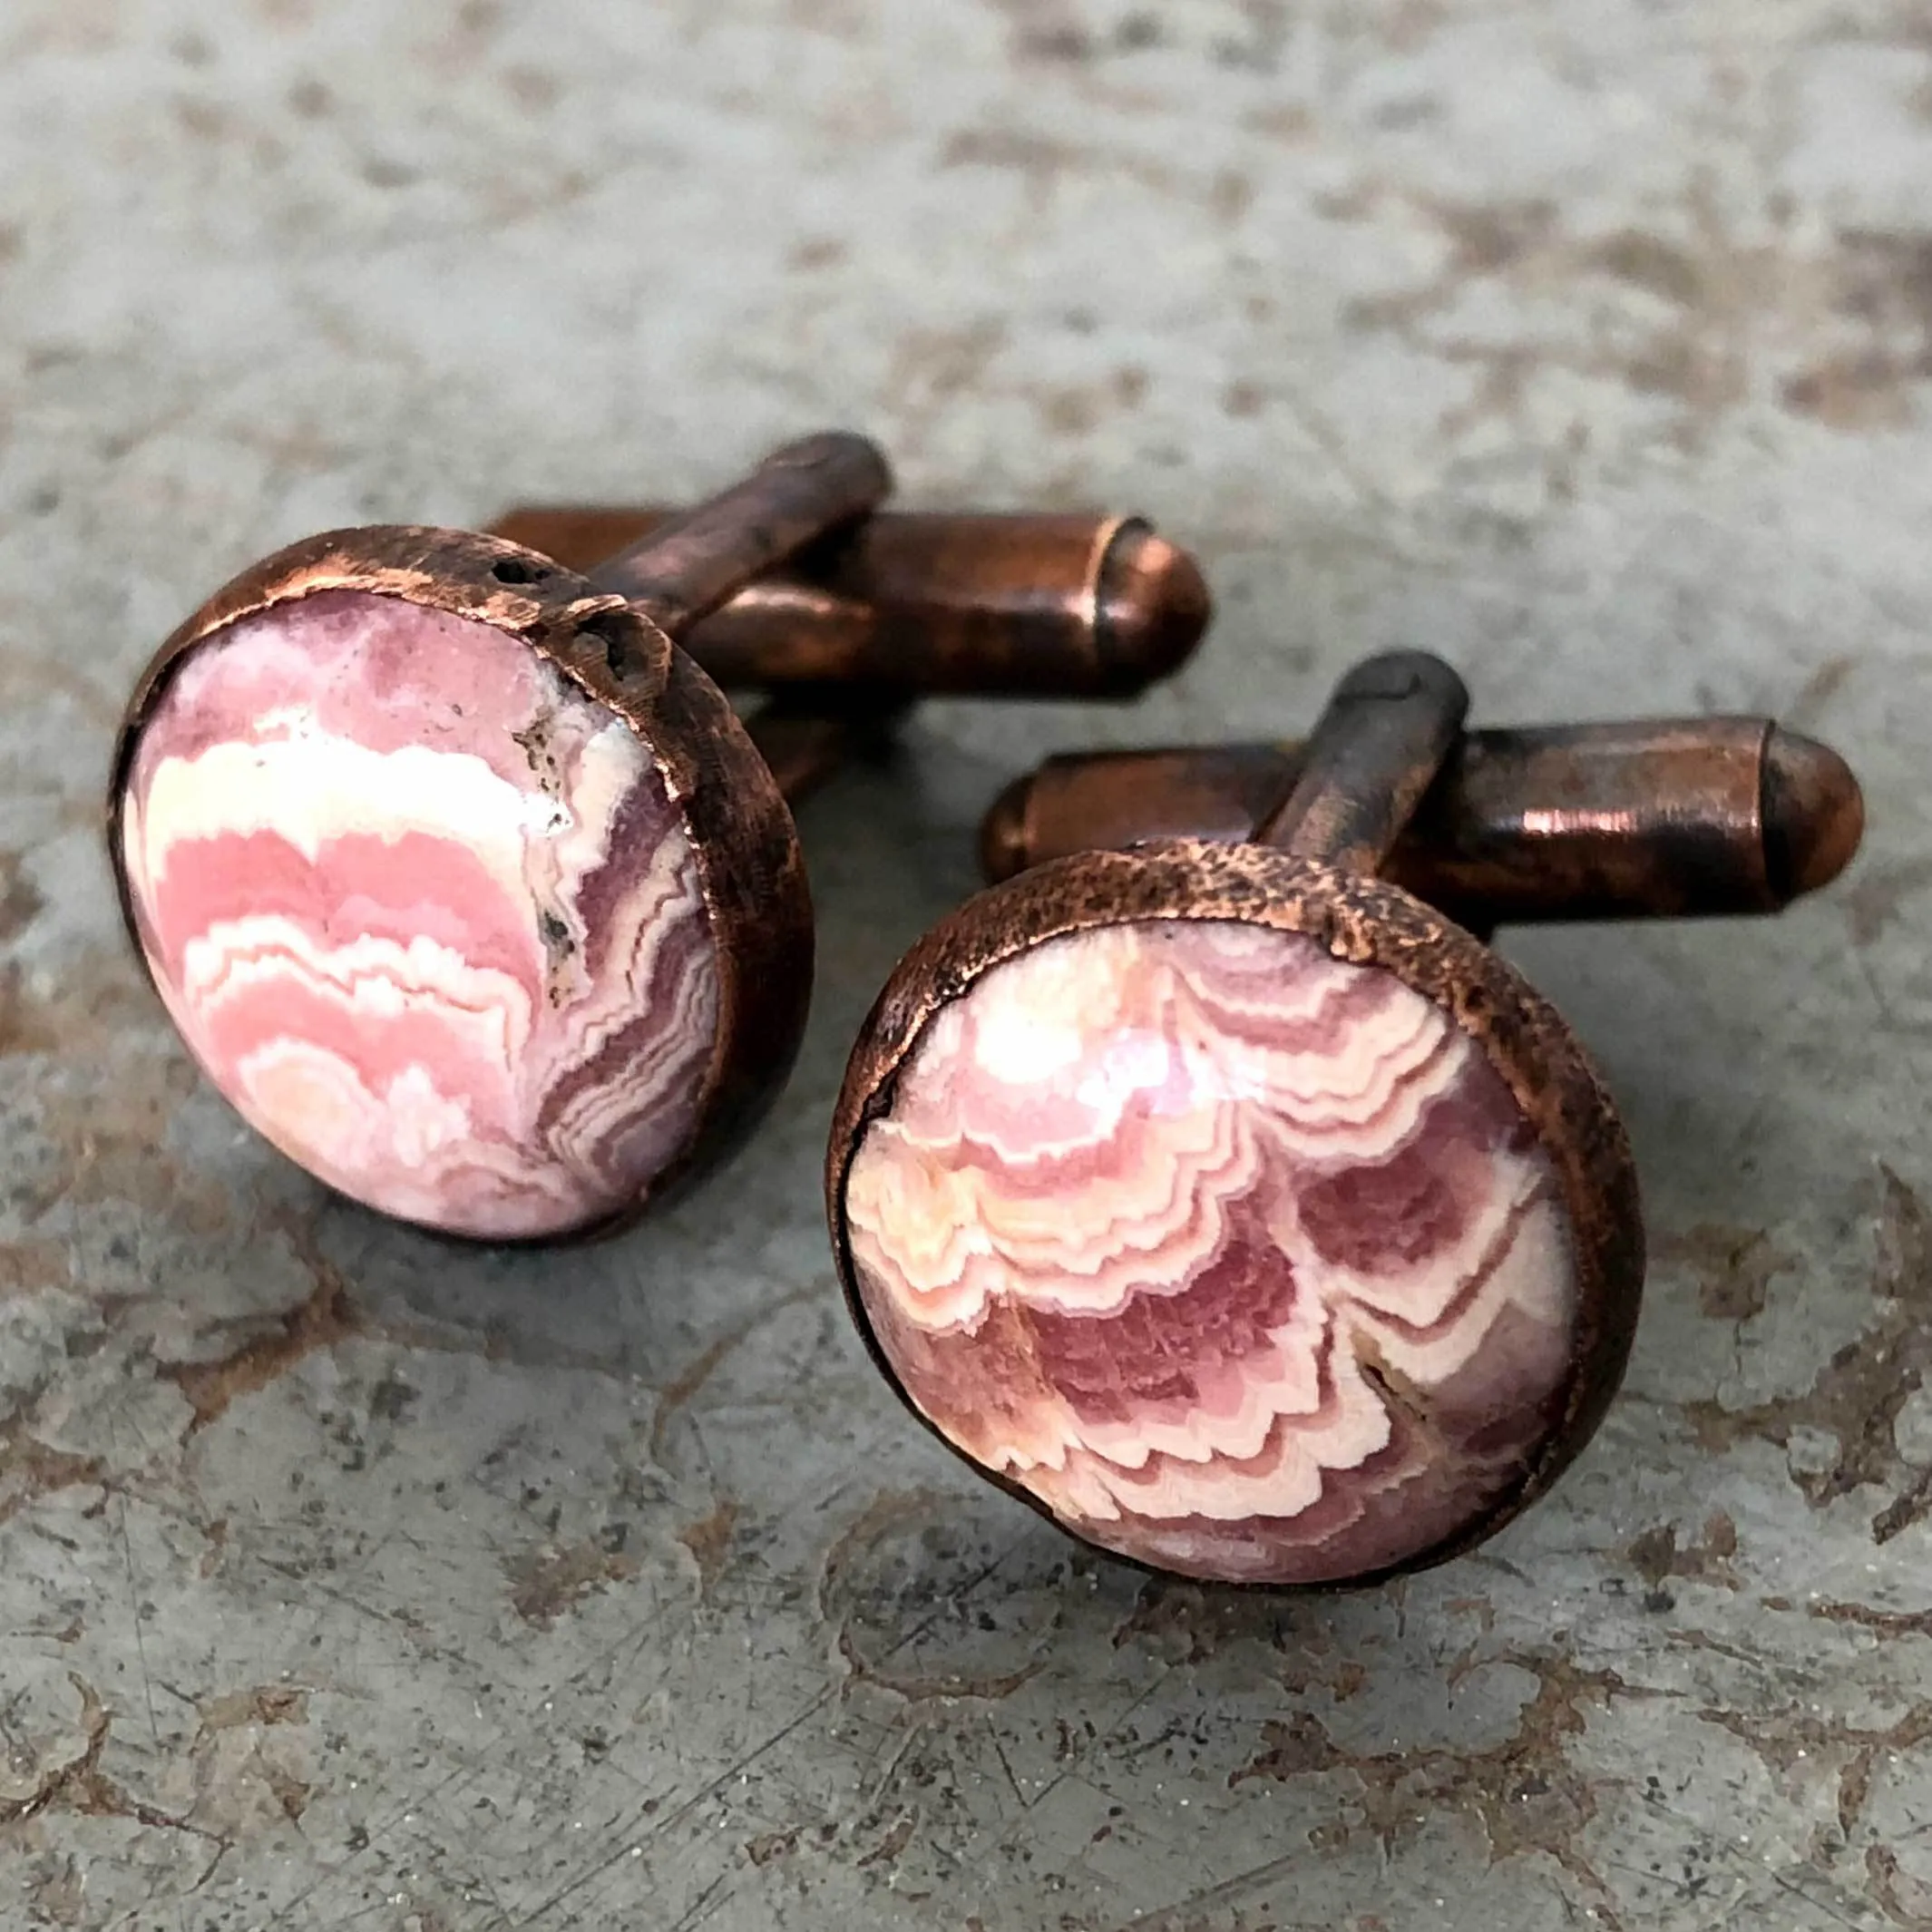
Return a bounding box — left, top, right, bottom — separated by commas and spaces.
2, 1, 1928, 1927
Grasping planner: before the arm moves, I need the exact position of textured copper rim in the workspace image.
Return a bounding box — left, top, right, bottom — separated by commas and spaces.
825, 838, 1645, 1589
108, 524, 815, 1247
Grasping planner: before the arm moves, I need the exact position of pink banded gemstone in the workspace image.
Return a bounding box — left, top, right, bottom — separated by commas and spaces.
119, 590, 720, 1240
844, 918, 1583, 1585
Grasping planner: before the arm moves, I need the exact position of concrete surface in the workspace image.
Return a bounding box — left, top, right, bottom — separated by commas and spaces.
2, 2, 1929, 1927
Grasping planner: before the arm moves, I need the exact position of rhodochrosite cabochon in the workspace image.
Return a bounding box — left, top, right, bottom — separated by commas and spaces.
118, 588, 721, 1240
844, 917, 1585, 1586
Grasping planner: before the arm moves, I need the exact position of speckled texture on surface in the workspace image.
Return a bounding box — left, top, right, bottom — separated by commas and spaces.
2, 4, 1928, 1929
846, 918, 1581, 1586
120, 588, 719, 1240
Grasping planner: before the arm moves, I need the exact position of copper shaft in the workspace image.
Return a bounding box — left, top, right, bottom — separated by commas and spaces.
586, 434, 893, 638
982, 719, 1866, 922
1255, 652, 1472, 872
491, 504, 1210, 698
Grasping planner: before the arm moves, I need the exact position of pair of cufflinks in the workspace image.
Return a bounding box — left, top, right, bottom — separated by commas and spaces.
107, 432, 1863, 1590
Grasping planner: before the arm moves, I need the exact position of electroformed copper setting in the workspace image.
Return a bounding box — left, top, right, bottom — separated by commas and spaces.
829, 650, 1655, 1591
109, 434, 894, 1244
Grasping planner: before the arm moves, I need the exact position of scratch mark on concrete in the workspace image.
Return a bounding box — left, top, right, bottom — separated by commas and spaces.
1232, 1653, 1667, 1923
1701, 1694, 1932, 1840
649, 1285, 818, 1468
160, 1231, 361, 1436
676, 1498, 740, 1599
0, 1410, 105, 1524
1686, 1166, 1932, 1543
1656, 1225, 1796, 1323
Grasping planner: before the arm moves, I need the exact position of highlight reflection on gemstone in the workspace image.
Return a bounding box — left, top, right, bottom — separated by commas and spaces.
119, 589, 719, 1240
844, 919, 1581, 1585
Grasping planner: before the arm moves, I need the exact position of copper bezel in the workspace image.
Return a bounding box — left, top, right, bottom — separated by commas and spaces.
108, 524, 815, 1246
825, 838, 1645, 1590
